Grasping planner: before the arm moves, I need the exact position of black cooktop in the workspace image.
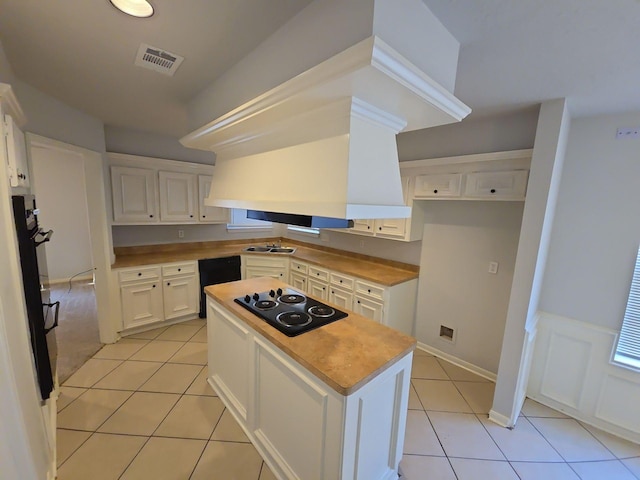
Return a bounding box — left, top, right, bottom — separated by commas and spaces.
234, 288, 348, 337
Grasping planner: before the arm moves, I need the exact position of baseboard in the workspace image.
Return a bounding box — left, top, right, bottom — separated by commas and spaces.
48, 275, 94, 285
416, 341, 497, 382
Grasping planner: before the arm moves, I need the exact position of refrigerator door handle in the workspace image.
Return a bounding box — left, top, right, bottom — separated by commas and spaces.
33, 229, 53, 246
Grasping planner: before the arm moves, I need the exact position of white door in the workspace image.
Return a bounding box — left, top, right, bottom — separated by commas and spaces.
353, 295, 384, 322
307, 278, 328, 300
328, 287, 353, 310
198, 175, 230, 223
111, 166, 157, 223
159, 171, 197, 222
121, 280, 163, 329
163, 275, 198, 320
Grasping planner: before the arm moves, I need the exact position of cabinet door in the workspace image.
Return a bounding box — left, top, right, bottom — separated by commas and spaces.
351, 219, 375, 235
328, 286, 353, 310
289, 271, 307, 293
307, 277, 328, 300
163, 274, 199, 320
374, 218, 407, 238
353, 295, 384, 322
121, 280, 163, 329
464, 170, 529, 200
413, 173, 462, 198
198, 175, 230, 223
159, 171, 197, 222
111, 166, 158, 223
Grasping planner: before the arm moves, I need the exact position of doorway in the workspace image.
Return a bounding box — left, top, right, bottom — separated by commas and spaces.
26, 134, 116, 381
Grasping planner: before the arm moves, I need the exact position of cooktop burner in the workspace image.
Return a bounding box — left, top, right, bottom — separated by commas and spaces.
234, 288, 348, 336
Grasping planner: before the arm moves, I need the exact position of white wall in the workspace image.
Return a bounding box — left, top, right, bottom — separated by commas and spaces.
414, 201, 524, 372
539, 111, 640, 329
31, 146, 93, 282
527, 110, 640, 439
397, 107, 540, 161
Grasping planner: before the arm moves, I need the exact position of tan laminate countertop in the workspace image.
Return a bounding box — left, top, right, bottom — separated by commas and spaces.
112, 239, 418, 286
205, 277, 416, 395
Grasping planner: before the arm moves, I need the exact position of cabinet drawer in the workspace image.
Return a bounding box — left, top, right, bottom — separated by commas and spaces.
464, 170, 529, 199
330, 272, 354, 290
290, 260, 309, 275
308, 266, 330, 282
354, 280, 385, 300
414, 173, 462, 198
162, 261, 197, 277
118, 266, 161, 283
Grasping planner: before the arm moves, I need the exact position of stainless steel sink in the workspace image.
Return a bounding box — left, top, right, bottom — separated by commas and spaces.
242, 246, 296, 254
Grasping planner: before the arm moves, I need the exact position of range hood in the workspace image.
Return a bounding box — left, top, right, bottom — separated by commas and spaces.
181, 7, 471, 221
247, 211, 353, 229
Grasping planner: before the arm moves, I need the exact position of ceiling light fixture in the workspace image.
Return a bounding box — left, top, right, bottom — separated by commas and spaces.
109, 0, 154, 18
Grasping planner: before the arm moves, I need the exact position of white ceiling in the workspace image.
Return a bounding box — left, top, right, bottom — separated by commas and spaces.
1, 0, 639, 137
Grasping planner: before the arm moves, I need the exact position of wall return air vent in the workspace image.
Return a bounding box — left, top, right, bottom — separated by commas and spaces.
134, 43, 184, 76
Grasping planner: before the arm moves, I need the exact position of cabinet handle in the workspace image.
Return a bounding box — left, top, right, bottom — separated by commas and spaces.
339, 280, 342, 283
433, 189, 438, 194
178, 268, 181, 272
378, 227, 382, 231
357, 300, 361, 304
152, 284, 156, 288
167, 282, 170, 286
190, 214, 194, 218
202, 215, 206, 218
137, 272, 142, 276
490, 188, 496, 194
149, 214, 154, 218
367, 225, 370, 229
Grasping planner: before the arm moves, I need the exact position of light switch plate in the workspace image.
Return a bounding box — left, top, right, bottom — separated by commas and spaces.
488, 261, 499, 274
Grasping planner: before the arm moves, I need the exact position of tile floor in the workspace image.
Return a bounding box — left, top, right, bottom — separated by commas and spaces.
56, 320, 640, 479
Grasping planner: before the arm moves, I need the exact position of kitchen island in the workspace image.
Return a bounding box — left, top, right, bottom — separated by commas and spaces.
205, 277, 416, 480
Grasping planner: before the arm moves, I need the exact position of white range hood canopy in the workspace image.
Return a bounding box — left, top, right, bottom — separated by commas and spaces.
181, 26, 471, 220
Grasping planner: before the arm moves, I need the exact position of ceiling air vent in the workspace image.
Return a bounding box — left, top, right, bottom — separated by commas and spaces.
134, 43, 184, 76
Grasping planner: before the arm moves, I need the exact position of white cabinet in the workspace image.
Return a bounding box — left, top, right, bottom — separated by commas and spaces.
158, 171, 198, 223
117, 261, 198, 330
242, 255, 289, 283
288, 262, 418, 335
351, 219, 375, 235
206, 297, 412, 480
109, 153, 229, 226
119, 266, 163, 329
4, 114, 29, 188
162, 262, 199, 320
111, 166, 158, 223
464, 170, 529, 200
198, 175, 230, 223
413, 173, 462, 198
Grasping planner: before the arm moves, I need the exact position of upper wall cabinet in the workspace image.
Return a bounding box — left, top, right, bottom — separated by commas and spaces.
4, 114, 29, 188
402, 149, 533, 203
108, 153, 229, 226
159, 171, 197, 222
112, 166, 158, 223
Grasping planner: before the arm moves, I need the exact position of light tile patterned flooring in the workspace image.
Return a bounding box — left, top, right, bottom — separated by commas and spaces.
57, 320, 640, 479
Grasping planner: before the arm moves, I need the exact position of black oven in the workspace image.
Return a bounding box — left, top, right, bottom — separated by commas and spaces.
12, 194, 58, 401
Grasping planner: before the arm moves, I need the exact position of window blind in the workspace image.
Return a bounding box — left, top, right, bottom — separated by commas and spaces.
615, 246, 640, 366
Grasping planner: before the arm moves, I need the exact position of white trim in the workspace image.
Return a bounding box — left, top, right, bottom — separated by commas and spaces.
416, 342, 497, 382
400, 149, 534, 170
0, 83, 27, 126
488, 409, 513, 428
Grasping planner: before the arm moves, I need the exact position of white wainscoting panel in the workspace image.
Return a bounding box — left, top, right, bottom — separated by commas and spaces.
528, 311, 640, 444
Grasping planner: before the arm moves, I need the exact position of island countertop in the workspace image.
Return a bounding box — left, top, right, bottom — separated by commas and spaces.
205, 276, 416, 395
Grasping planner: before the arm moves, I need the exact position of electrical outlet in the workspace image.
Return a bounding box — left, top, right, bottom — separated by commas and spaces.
359, 239, 365, 249
178, 229, 184, 239
488, 261, 499, 274
616, 127, 640, 139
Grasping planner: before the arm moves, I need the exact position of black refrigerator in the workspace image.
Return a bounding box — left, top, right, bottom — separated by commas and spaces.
12, 194, 58, 401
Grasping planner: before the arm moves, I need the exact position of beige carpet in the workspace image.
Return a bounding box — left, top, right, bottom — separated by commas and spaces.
50, 281, 103, 384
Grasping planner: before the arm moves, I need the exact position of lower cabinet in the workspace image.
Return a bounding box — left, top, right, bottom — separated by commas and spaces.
117, 261, 199, 330
207, 299, 412, 480
289, 261, 418, 335
242, 255, 289, 283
